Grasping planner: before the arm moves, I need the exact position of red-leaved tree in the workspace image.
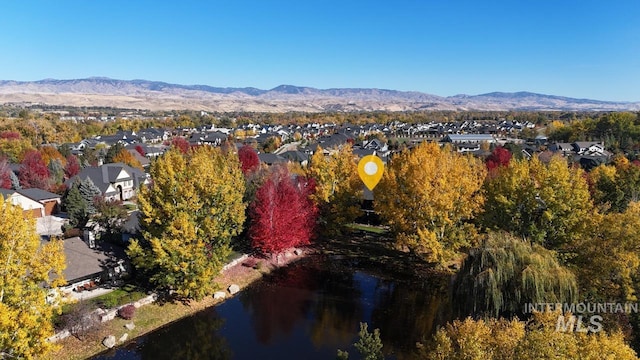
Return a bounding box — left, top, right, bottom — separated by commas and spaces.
486, 146, 512, 171
238, 145, 260, 175
134, 145, 146, 157
64, 154, 81, 179
19, 150, 50, 189
250, 166, 317, 257
171, 137, 191, 154
0, 158, 11, 189
0, 131, 21, 140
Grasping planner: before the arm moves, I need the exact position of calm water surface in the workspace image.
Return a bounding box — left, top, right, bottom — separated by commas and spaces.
93, 255, 451, 360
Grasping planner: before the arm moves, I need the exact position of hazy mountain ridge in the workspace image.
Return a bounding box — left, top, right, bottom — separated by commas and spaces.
0, 78, 637, 112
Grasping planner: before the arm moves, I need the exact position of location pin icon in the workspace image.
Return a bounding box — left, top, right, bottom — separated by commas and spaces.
358, 154, 384, 191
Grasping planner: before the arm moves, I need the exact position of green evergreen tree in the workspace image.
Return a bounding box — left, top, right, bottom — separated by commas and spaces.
337, 323, 385, 360
9, 171, 20, 190
48, 158, 64, 184
79, 177, 102, 214
354, 323, 384, 360
64, 180, 89, 228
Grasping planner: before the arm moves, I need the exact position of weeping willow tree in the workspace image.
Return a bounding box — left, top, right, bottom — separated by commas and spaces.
453, 232, 578, 317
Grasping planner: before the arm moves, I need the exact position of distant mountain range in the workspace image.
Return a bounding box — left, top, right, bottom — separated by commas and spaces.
0, 77, 637, 112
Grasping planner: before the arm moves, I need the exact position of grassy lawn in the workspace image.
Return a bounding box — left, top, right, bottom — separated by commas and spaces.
123, 203, 137, 211
346, 223, 388, 234
89, 284, 148, 309
42, 257, 272, 360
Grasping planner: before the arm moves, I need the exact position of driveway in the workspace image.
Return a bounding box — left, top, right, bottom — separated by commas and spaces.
36, 215, 67, 236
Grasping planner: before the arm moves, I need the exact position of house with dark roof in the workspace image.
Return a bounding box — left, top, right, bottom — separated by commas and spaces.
137, 128, 170, 144
258, 153, 286, 165
54, 236, 128, 294
17, 188, 61, 216
66, 163, 149, 201
279, 150, 309, 165
0, 188, 45, 218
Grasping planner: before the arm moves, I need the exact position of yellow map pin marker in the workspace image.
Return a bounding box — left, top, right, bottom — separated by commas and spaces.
358, 154, 384, 191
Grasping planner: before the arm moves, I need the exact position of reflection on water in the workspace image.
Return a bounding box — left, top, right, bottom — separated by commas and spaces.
93, 255, 451, 360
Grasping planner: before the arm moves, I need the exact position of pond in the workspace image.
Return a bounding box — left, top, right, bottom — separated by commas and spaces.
93, 255, 451, 360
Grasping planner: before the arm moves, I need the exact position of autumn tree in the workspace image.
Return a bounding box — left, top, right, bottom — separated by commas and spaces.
238, 145, 260, 175
454, 231, 578, 317
0, 134, 33, 163
374, 142, 486, 263
170, 137, 190, 154
261, 136, 282, 153
104, 143, 124, 164
39, 145, 66, 168
482, 155, 592, 250
19, 149, 50, 189
134, 144, 145, 157
573, 202, 640, 302
127, 147, 246, 300
591, 162, 640, 213
306, 145, 362, 235
64, 154, 81, 179
427, 312, 639, 360
485, 146, 512, 171
0, 196, 66, 359
249, 165, 317, 257
111, 148, 144, 170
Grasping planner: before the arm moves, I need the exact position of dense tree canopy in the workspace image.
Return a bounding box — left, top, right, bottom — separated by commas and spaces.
374, 142, 486, 263
454, 231, 578, 317
306, 145, 362, 235
0, 196, 66, 359
111, 148, 144, 170
482, 155, 593, 250
127, 147, 246, 300
238, 145, 260, 175
573, 202, 640, 302
249, 166, 317, 256
427, 312, 639, 360
19, 149, 50, 189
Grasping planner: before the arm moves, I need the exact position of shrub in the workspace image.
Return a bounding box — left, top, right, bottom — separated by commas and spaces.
118, 304, 136, 320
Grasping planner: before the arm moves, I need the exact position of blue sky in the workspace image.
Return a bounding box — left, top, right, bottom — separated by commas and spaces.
0, 1, 638, 101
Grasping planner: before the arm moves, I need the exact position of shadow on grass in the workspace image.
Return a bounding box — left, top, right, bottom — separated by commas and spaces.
314, 228, 450, 287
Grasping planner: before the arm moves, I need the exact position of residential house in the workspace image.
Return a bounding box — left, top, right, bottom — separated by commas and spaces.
67, 163, 148, 201
17, 188, 61, 216
548, 143, 574, 156
137, 128, 170, 144
55, 236, 128, 295
572, 142, 610, 157
0, 188, 45, 218
442, 134, 496, 152
258, 153, 286, 165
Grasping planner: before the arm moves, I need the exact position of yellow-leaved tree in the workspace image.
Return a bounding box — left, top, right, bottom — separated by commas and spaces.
111, 148, 144, 170
307, 145, 362, 235
427, 312, 639, 360
482, 155, 593, 250
374, 142, 486, 264
574, 201, 640, 302
127, 147, 246, 300
0, 196, 66, 359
